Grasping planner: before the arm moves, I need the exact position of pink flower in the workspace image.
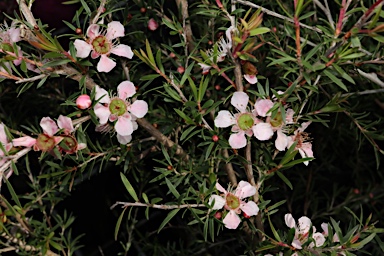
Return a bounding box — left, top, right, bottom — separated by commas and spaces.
93, 81, 148, 144
147, 18, 159, 31
209, 181, 259, 229
76, 94, 92, 109
285, 213, 325, 249
287, 121, 314, 165
74, 21, 133, 73
214, 92, 262, 149
12, 116, 86, 154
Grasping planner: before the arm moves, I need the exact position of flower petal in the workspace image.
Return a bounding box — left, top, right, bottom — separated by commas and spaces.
231, 91, 249, 113
284, 213, 296, 229
240, 201, 259, 217
255, 99, 273, 117
275, 130, 288, 151
116, 134, 132, 144
208, 195, 226, 210
244, 74, 258, 84
214, 110, 235, 128
215, 182, 227, 194
97, 55, 116, 73
74, 39, 92, 58
115, 116, 133, 136
94, 104, 110, 124
57, 115, 74, 134
12, 136, 36, 147
298, 216, 312, 234
95, 85, 110, 104
291, 239, 303, 249
111, 44, 133, 59
235, 181, 256, 199
117, 81, 136, 99
0, 123, 8, 144
312, 232, 326, 247
228, 132, 247, 149
129, 100, 148, 118
223, 210, 241, 229
40, 117, 58, 136
106, 21, 125, 40
86, 24, 100, 39
253, 123, 274, 141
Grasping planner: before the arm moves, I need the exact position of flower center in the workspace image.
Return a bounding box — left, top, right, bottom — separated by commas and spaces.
109, 98, 127, 116
36, 134, 56, 152
270, 113, 283, 127
237, 113, 254, 130
91, 35, 111, 54
59, 135, 78, 154
226, 193, 240, 210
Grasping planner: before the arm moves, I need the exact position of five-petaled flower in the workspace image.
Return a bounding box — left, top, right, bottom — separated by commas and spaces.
94, 81, 148, 144
74, 21, 133, 73
214, 92, 260, 149
209, 180, 259, 229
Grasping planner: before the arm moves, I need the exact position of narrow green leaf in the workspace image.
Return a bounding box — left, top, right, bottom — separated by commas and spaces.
4, 178, 21, 208
249, 27, 270, 36
120, 173, 139, 202
165, 178, 180, 199
276, 171, 293, 190
114, 207, 127, 240
323, 69, 348, 91
158, 208, 180, 233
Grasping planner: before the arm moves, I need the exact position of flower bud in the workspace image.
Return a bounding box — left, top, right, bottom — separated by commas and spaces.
148, 18, 159, 31
76, 95, 92, 109
215, 85, 221, 91
212, 135, 219, 142
75, 28, 82, 35
177, 66, 185, 74
140, 7, 147, 13
214, 211, 222, 219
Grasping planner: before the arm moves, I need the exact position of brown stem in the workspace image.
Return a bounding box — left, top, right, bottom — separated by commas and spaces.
222, 149, 237, 186
175, 0, 195, 53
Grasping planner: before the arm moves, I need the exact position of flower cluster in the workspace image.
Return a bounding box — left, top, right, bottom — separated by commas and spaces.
284, 213, 326, 250
74, 21, 133, 73
12, 116, 86, 155
209, 180, 259, 229
94, 81, 148, 144
214, 91, 313, 164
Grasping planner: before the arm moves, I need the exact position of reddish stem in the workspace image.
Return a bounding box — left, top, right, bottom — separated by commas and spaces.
335, 0, 347, 36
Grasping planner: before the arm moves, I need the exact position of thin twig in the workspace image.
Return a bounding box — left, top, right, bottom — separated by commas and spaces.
234, 0, 323, 33
110, 201, 205, 210
15, 74, 48, 84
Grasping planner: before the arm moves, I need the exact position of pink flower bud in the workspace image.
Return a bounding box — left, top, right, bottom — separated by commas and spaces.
76, 95, 92, 109
148, 18, 159, 31
177, 66, 185, 74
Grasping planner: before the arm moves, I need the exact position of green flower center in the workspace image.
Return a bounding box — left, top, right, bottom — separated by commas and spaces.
238, 113, 254, 130
226, 193, 240, 210
91, 35, 111, 54
270, 113, 283, 127
36, 134, 55, 152
59, 135, 77, 154
109, 98, 127, 116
